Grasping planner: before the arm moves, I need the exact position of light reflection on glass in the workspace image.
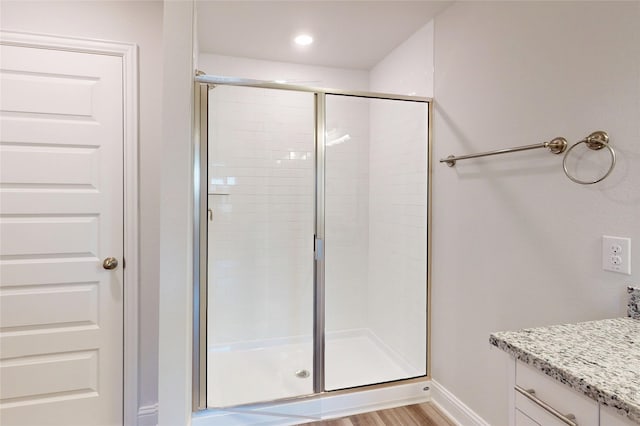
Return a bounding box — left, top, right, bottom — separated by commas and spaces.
326, 128, 351, 147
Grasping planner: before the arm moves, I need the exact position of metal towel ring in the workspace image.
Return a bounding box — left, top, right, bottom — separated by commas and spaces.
562, 131, 615, 185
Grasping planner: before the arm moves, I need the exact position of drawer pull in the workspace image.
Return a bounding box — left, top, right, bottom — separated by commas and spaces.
515, 385, 578, 426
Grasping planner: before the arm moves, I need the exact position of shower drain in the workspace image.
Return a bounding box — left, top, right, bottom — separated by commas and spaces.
295, 369, 310, 378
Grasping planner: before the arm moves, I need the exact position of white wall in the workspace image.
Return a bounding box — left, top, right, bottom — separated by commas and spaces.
198, 53, 369, 91
0, 0, 164, 419
158, 1, 195, 425
431, 2, 640, 424
369, 21, 434, 97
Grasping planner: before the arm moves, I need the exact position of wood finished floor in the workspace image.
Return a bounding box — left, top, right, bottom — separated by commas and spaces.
302, 403, 456, 426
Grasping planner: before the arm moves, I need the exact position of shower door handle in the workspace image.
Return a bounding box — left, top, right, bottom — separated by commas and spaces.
314, 237, 324, 261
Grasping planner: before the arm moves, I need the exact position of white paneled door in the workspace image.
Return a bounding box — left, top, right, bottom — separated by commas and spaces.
0, 43, 124, 425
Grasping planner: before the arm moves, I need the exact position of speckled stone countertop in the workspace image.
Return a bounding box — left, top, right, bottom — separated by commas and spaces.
490, 315, 640, 423
629, 286, 640, 319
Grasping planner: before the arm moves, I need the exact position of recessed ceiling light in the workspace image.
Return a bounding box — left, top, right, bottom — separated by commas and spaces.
294, 34, 313, 46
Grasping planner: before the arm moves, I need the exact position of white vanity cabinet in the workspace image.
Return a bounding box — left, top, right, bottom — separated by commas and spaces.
494, 318, 640, 426
600, 405, 638, 426
513, 361, 598, 426
510, 360, 638, 426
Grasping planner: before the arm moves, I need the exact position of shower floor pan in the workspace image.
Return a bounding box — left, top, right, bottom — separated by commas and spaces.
207, 329, 424, 408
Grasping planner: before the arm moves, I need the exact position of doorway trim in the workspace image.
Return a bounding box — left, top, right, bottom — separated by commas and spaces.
0, 31, 140, 425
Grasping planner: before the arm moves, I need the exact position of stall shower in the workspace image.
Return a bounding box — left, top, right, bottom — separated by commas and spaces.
193, 76, 431, 415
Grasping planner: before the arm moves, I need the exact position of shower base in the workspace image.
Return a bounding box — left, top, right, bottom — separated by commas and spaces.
196, 373, 428, 425
207, 329, 424, 409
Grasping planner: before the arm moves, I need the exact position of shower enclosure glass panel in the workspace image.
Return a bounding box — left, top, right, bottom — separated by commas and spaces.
324, 95, 428, 390
206, 85, 315, 407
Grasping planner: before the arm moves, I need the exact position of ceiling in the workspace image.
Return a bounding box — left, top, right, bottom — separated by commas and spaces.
196, 1, 452, 70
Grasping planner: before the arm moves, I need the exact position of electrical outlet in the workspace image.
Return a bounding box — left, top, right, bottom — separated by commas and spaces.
602, 236, 631, 275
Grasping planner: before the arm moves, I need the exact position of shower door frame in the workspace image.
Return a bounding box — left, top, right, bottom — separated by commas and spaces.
192, 74, 433, 412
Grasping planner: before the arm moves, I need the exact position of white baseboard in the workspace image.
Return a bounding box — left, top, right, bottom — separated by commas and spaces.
430, 380, 489, 426
138, 403, 159, 426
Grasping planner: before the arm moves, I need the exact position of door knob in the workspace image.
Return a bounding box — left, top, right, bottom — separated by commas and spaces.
103, 257, 119, 270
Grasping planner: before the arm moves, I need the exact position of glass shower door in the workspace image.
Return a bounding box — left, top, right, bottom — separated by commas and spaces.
206, 85, 316, 407
324, 94, 429, 390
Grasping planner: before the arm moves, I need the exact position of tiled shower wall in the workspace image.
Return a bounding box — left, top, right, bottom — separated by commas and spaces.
367, 99, 428, 372
202, 54, 371, 344
207, 86, 315, 344
324, 96, 370, 333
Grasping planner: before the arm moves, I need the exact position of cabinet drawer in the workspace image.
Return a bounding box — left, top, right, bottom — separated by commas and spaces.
515, 361, 598, 426
515, 408, 541, 426
516, 391, 578, 426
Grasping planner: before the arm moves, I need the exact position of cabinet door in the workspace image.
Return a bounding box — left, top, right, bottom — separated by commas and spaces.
515, 392, 575, 426
600, 405, 637, 426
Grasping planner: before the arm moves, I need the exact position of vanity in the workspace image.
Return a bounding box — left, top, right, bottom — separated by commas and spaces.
491, 287, 640, 426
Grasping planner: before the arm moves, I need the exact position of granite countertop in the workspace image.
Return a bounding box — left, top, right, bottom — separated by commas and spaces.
490, 287, 640, 423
